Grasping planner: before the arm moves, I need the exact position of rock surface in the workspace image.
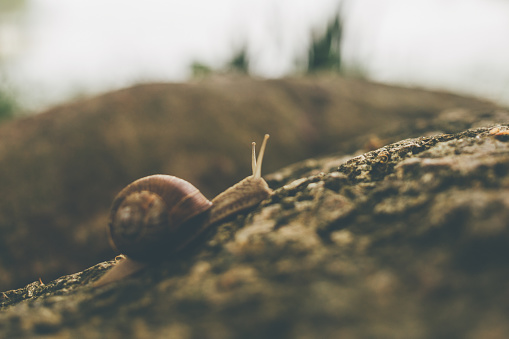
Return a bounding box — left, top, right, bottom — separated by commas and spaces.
2, 125, 509, 338
2, 75, 506, 291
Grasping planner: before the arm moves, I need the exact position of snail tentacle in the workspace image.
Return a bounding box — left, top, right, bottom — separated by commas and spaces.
254, 134, 269, 179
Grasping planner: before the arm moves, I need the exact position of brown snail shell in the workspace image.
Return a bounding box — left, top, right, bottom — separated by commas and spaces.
108, 175, 213, 261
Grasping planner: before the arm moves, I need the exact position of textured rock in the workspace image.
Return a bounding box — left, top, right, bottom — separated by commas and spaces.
2, 75, 506, 291
2, 125, 508, 338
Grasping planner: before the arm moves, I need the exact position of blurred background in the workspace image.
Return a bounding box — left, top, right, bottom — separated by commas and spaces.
2, 0, 509, 292
1, 0, 509, 120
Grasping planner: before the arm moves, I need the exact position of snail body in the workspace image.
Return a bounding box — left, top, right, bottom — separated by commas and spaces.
95, 135, 272, 287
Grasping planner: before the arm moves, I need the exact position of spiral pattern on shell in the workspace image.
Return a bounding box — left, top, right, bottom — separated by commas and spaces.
108, 175, 213, 260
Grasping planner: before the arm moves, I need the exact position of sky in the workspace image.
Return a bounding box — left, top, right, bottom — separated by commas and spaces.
342, 0, 509, 104
1, 0, 509, 111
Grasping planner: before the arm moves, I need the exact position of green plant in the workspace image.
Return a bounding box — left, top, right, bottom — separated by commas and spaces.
0, 90, 17, 122
307, 14, 342, 73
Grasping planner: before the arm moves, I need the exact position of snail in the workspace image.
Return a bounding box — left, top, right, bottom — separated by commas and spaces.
94, 134, 272, 287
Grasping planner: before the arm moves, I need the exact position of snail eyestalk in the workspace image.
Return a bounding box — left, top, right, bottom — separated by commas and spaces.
252, 142, 257, 175
254, 134, 269, 179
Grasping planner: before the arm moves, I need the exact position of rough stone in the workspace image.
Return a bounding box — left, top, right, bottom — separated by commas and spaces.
3, 75, 507, 290
2, 125, 509, 338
